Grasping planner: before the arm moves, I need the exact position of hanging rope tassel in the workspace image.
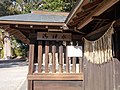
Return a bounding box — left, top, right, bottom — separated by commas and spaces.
84, 21, 115, 64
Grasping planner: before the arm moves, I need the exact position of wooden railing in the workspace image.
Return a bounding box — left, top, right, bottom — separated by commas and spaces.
28, 41, 83, 81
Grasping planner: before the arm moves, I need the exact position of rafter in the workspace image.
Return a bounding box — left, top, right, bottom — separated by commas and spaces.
82, 0, 103, 10
68, 0, 100, 27
77, 0, 119, 30
1, 25, 30, 44
85, 23, 111, 38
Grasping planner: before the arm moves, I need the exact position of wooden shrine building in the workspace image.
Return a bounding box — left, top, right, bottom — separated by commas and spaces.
0, 0, 120, 90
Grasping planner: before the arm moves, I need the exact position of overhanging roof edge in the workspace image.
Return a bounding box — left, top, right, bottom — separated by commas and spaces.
0, 20, 65, 26
65, 0, 84, 25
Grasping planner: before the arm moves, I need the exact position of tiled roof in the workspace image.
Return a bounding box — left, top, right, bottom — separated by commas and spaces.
0, 13, 67, 23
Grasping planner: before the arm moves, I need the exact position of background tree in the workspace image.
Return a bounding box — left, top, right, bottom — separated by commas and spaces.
8, 0, 77, 14
0, 0, 77, 59
41, 0, 77, 12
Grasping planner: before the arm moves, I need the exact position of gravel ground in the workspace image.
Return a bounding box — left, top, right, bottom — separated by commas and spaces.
0, 60, 28, 90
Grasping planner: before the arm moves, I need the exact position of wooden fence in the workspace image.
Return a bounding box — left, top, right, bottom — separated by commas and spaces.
27, 40, 83, 90
27, 40, 120, 90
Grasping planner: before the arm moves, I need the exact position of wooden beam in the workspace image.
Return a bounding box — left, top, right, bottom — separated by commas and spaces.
77, 0, 119, 30
9, 30, 18, 35
92, 16, 111, 21
13, 30, 30, 44
92, 20, 103, 31
10, 25, 61, 30
65, 0, 89, 24
69, 17, 85, 26
28, 73, 83, 81
0, 20, 65, 26
68, 4, 97, 26
85, 23, 111, 38
31, 11, 69, 16
82, 0, 103, 10
67, 0, 101, 26
1, 25, 30, 44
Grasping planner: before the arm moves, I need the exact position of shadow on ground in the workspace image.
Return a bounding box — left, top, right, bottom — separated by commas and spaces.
0, 59, 28, 68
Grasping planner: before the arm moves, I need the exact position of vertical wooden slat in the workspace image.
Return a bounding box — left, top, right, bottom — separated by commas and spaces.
38, 41, 42, 73
72, 57, 76, 73
66, 46, 69, 73
28, 43, 35, 74
45, 41, 49, 73
52, 42, 56, 73
79, 57, 83, 73
59, 44, 63, 73
28, 80, 33, 90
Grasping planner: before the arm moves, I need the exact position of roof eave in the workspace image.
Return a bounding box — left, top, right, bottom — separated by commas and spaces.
65, 0, 84, 25
0, 20, 65, 26
77, 0, 120, 30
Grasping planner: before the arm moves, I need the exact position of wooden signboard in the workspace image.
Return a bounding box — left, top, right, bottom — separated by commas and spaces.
37, 32, 72, 41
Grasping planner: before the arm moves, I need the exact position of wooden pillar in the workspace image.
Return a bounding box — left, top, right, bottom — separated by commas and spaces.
28, 41, 35, 74
28, 32, 36, 90
28, 80, 33, 90
45, 41, 49, 73
52, 42, 56, 73
38, 41, 42, 73
79, 57, 83, 73
72, 57, 76, 73
59, 43, 63, 73
66, 42, 69, 73
28, 40, 35, 90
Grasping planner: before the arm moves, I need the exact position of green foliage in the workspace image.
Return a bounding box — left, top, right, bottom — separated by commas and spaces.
1, 49, 4, 58
7, 0, 76, 14
41, 0, 65, 12
0, 0, 11, 16
0, 0, 77, 15
41, 0, 76, 12
0, 29, 4, 48
11, 36, 28, 58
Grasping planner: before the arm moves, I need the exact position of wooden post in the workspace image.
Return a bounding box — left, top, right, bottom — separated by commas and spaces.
28, 39, 35, 90
72, 57, 76, 73
45, 41, 49, 73
79, 57, 83, 73
59, 43, 63, 73
66, 42, 69, 73
28, 80, 33, 90
52, 42, 56, 73
38, 41, 42, 73
28, 42, 35, 74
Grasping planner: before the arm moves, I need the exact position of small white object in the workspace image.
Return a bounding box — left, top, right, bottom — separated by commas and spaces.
67, 46, 82, 57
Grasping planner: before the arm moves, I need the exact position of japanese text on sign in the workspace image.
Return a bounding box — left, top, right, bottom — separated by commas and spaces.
37, 32, 71, 41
